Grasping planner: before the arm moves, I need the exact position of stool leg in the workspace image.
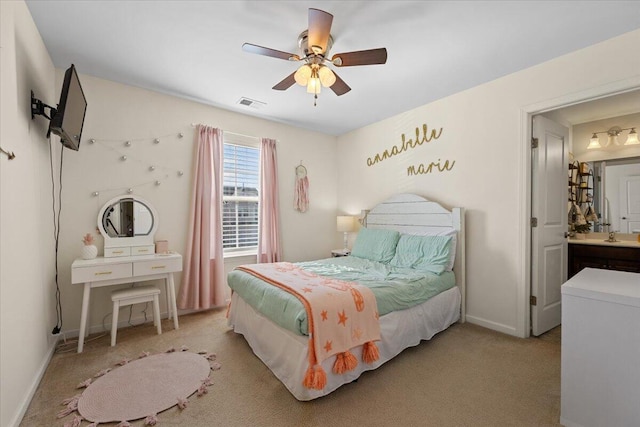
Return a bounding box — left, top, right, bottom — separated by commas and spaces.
111, 300, 120, 346
153, 295, 162, 335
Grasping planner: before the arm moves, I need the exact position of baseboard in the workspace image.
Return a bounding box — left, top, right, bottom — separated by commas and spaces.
465, 314, 518, 336
8, 337, 58, 427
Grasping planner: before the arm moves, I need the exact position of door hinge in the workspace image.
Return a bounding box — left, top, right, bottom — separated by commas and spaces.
530, 295, 537, 306
531, 217, 538, 227
531, 138, 539, 149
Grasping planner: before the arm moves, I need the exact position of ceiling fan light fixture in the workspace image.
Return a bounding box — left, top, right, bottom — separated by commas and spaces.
306, 68, 321, 94
318, 65, 336, 87
294, 65, 312, 86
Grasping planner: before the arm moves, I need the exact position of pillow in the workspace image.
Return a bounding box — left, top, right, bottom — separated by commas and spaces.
405, 229, 457, 271
390, 234, 453, 274
351, 228, 400, 263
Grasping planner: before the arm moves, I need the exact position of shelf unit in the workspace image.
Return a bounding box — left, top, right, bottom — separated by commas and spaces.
568, 161, 595, 232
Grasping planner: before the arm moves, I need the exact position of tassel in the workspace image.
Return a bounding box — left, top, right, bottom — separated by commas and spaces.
333, 353, 346, 374
61, 394, 81, 406
116, 358, 130, 366
166, 347, 176, 353
77, 378, 92, 388
343, 350, 358, 371
210, 362, 221, 371
144, 414, 158, 425
177, 397, 188, 410
362, 341, 380, 364
197, 350, 208, 355
63, 415, 83, 427
197, 383, 208, 396
205, 352, 217, 361
180, 345, 189, 351
138, 351, 150, 359
116, 422, 131, 427
57, 395, 79, 418
303, 365, 327, 390
201, 377, 212, 386
94, 368, 111, 378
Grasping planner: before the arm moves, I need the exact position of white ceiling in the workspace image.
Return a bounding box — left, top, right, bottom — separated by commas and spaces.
25, 1, 640, 136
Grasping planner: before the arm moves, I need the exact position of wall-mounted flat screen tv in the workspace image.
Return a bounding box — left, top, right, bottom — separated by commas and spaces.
48, 64, 87, 151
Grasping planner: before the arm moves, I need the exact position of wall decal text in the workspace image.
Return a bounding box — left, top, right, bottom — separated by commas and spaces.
367, 123, 443, 167
407, 159, 455, 176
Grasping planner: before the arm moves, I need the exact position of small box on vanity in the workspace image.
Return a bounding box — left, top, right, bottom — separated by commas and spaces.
155, 240, 169, 254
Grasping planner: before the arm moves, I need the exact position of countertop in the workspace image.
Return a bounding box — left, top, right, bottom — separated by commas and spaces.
568, 232, 640, 248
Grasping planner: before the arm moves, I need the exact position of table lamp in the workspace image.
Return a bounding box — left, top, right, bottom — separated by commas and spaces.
336, 216, 356, 250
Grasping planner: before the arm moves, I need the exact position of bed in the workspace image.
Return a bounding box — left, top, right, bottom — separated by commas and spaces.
226, 193, 466, 400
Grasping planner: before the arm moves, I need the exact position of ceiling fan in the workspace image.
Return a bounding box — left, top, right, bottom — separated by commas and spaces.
242, 8, 387, 105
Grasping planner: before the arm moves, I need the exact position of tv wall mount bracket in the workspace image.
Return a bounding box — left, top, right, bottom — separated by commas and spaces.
30, 90, 57, 121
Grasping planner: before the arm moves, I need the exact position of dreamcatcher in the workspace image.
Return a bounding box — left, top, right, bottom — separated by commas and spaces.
294, 163, 309, 212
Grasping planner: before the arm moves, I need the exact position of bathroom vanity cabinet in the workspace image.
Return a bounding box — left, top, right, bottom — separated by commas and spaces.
568, 241, 640, 278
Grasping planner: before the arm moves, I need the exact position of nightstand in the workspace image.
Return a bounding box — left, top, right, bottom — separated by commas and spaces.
331, 249, 351, 257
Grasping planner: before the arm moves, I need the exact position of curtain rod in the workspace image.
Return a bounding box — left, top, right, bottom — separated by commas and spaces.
190, 123, 258, 140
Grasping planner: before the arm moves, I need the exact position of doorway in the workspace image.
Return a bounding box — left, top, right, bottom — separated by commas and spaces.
521, 86, 640, 338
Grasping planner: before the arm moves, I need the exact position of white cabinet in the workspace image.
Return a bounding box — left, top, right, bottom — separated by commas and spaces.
561, 268, 640, 427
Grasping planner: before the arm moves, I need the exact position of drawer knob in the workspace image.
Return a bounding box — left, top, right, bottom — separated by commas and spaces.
113, 251, 123, 254
95, 271, 112, 276
151, 265, 166, 270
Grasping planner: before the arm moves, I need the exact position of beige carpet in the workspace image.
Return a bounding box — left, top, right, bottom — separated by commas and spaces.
21, 309, 561, 426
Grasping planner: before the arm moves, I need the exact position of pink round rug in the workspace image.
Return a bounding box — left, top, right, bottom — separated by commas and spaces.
77, 352, 210, 423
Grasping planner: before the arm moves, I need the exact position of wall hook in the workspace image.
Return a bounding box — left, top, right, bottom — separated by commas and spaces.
0, 146, 16, 160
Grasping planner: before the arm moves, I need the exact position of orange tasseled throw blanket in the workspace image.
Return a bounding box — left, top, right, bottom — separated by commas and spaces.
236, 262, 380, 390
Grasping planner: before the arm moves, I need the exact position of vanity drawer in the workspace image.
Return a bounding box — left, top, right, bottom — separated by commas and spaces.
133, 257, 182, 276
131, 245, 155, 256
72, 262, 132, 284
105, 247, 131, 258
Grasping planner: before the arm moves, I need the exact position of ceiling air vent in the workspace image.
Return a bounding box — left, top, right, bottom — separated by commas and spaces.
237, 97, 266, 110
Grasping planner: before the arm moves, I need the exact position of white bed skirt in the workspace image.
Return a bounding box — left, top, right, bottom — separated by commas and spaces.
227, 286, 461, 401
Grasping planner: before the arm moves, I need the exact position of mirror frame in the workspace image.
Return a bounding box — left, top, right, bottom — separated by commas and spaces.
97, 195, 159, 251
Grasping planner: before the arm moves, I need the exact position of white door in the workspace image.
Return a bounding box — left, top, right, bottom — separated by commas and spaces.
619, 175, 640, 233
531, 115, 569, 336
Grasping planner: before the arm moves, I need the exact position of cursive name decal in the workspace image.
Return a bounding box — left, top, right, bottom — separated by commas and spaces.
407, 159, 455, 176
367, 123, 443, 167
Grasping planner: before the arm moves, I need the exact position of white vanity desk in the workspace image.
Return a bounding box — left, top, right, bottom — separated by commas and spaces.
71, 252, 182, 353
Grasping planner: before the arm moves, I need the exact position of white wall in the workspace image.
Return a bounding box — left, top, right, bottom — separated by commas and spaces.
336, 29, 640, 336
55, 73, 338, 336
0, 2, 58, 426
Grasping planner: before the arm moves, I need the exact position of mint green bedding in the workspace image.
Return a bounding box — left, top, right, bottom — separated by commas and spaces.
227, 256, 456, 336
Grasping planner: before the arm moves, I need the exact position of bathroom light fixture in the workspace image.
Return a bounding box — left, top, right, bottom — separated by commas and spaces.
587, 126, 639, 149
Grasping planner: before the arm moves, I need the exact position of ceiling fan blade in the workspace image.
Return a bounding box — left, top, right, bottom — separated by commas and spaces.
242, 43, 300, 61
308, 8, 333, 54
330, 72, 351, 96
332, 48, 388, 67
272, 71, 297, 91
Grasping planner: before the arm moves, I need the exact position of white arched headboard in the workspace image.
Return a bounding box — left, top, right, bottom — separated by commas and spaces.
364, 193, 466, 322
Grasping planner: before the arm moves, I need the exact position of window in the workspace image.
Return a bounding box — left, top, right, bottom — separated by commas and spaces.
222, 140, 260, 255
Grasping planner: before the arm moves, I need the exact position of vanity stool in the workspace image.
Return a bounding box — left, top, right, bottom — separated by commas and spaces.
110, 285, 162, 346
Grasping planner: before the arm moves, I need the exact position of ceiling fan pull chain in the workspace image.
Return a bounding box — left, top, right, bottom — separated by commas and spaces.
314, 94, 317, 107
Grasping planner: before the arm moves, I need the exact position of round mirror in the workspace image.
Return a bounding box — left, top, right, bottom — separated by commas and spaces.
97, 195, 158, 257
101, 198, 154, 238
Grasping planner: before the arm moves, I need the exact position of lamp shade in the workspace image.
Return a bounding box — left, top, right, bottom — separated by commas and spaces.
336, 216, 356, 232
625, 128, 639, 145
586, 133, 601, 150
294, 65, 312, 86
318, 65, 336, 87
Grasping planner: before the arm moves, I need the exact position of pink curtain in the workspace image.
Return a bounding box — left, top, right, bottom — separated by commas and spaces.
257, 137, 282, 263
178, 125, 226, 309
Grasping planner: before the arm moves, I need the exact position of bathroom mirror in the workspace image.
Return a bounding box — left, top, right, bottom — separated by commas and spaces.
97, 195, 158, 257
591, 156, 640, 233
